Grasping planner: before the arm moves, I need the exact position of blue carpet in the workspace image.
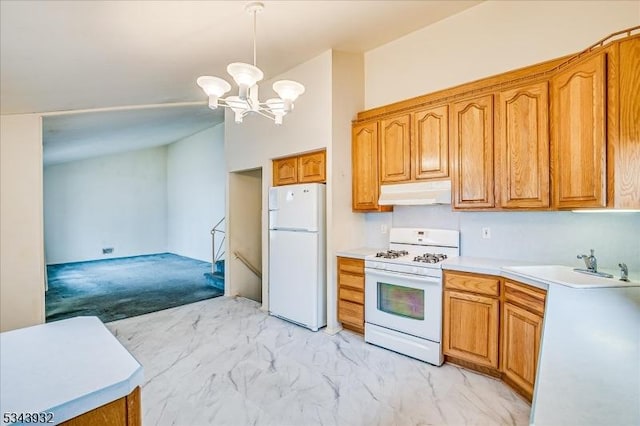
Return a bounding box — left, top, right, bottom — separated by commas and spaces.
46, 253, 223, 323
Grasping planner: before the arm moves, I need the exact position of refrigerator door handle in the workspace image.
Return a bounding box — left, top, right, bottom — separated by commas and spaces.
268, 187, 279, 210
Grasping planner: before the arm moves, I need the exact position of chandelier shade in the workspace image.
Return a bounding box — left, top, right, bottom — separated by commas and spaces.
196, 2, 305, 125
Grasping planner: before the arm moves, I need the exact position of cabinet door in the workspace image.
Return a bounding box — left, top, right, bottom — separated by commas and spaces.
412, 105, 449, 180
551, 53, 606, 208
451, 95, 495, 208
497, 82, 550, 208
502, 302, 543, 400
273, 157, 298, 186
380, 114, 411, 183
352, 122, 385, 211
443, 290, 499, 368
610, 37, 640, 208
298, 151, 326, 183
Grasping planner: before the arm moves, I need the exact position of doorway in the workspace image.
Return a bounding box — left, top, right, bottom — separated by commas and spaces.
228, 168, 263, 303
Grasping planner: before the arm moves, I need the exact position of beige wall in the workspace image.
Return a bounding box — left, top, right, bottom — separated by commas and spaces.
0, 114, 45, 331
224, 49, 367, 333
227, 169, 263, 302
361, 0, 640, 270
225, 50, 333, 311
365, 0, 640, 108
328, 51, 367, 332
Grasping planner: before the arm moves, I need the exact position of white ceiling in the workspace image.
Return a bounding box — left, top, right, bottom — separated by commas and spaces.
1, 0, 482, 164
43, 105, 222, 166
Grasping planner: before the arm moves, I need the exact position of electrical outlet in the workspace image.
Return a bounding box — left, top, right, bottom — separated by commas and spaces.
381, 224, 388, 234
481, 227, 491, 239
102, 247, 114, 254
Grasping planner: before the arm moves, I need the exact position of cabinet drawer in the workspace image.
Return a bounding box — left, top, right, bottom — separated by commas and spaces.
338, 257, 364, 275
504, 280, 546, 315
444, 271, 500, 297
339, 272, 364, 290
339, 300, 364, 327
339, 288, 364, 304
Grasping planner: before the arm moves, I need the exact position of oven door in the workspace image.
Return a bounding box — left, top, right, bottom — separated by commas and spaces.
365, 268, 441, 342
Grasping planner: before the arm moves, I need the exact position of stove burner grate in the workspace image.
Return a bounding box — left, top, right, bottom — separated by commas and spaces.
375, 250, 409, 259
413, 253, 448, 264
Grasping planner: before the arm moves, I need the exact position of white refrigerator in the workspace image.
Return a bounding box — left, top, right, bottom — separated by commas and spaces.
268, 183, 326, 331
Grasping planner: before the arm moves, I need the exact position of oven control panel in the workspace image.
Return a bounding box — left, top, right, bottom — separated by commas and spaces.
364, 260, 441, 279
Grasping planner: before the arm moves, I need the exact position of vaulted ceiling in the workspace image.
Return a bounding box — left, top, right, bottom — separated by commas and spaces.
1, 0, 482, 164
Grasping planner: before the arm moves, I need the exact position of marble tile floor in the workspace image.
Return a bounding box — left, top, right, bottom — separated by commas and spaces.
107, 297, 530, 426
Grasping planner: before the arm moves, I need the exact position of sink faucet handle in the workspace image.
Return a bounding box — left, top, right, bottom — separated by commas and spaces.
618, 263, 630, 282
577, 249, 597, 272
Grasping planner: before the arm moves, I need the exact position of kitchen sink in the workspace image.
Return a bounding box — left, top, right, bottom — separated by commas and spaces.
573, 268, 613, 279
502, 265, 638, 288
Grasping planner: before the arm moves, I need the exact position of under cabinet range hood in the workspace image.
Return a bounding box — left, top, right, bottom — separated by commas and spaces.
378, 180, 452, 206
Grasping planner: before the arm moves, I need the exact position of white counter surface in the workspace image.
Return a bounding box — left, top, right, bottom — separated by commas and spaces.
443, 256, 640, 424
336, 247, 382, 260
531, 284, 640, 425
0, 316, 143, 425
442, 256, 538, 276
442, 257, 638, 289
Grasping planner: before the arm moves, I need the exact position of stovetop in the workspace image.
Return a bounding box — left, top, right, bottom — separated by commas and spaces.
365, 228, 460, 276
374, 250, 449, 265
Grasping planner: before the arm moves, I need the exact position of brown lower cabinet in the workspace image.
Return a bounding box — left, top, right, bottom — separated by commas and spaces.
443, 270, 546, 402
61, 387, 141, 426
337, 257, 365, 333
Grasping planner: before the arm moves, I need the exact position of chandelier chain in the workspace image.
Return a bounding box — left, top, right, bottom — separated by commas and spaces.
196, 1, 305, 125
252, 8, 257, 67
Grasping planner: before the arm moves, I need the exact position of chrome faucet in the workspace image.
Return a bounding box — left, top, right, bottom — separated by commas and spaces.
618, 263, 630, 282
577, 249, 598, 272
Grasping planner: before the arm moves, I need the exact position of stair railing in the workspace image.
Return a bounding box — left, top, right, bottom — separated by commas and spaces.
211, 217, 225, 274
233, 250, 262, 279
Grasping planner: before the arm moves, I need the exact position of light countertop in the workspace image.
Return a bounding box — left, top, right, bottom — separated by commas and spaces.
0, 316, 143, 425
336, 247, 382, 260
442, 256, 539, 276
442, 256, 639, 425
531, 284, 640, 425
442, 256, 638, 289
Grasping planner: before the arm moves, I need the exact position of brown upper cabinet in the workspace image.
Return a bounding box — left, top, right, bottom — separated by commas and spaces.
380, 114, 411, 183
450, 94, 495, 209
413, 105, 449, 180
352, 122, 391, 212
551, 53, 607, 209
352, 29, 639, 212
273, 156, 298, 186
607, 36, 640, 208
496, 81, 550, 209
273, 150, 325, 186
377, 107, 450, 184
298, 151, 326, 183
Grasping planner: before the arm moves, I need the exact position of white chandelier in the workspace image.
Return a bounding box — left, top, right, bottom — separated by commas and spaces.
196, 2, 305, 125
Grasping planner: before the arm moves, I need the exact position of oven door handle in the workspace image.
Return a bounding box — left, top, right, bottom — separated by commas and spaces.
365, 268, 441, 284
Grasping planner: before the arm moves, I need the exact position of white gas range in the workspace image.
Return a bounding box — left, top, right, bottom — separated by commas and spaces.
364, 228, 460, 366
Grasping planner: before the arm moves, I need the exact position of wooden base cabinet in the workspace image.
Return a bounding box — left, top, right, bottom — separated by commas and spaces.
443, 271, 547, 403
61, 387, 141, 426
443, 271, 501, 371
501, 280, 546, 401
502, 302, 543, 399
443, 290, 500, 369
337, 257, 365, 333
